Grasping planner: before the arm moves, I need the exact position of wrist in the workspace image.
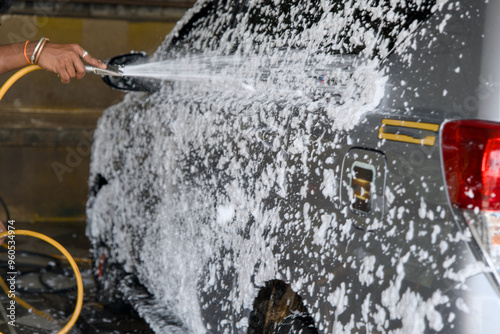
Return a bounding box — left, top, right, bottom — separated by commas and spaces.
24, 41, 37, 64
31, 37, 49, 65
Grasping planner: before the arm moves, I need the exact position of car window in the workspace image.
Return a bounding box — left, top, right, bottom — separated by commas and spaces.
152, 0, 456, 135
166, 0, 439, 59
382, 0, 487, 117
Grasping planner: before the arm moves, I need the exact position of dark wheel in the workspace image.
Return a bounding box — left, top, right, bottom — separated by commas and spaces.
274, 316, 318, 334
248, 280, 318, 334
91, 243, 128, 311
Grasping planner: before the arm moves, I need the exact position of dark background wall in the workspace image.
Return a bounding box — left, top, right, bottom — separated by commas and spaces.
0, 1, 195, 223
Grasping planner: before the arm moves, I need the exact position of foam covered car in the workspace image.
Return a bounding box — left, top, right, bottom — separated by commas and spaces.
87, 0, 500, 333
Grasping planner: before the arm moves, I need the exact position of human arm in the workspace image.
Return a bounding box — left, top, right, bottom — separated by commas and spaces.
0, 40, 106, 83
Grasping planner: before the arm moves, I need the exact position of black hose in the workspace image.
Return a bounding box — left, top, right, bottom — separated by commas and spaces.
0, 195, 10, 222
0, 248, 63, 266
0, 249, 76, 294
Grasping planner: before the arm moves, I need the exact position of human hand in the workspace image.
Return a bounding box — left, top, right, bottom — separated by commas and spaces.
37, 42, 107, 84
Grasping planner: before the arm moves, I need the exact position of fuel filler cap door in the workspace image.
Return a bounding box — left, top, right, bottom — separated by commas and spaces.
341, 148, 387, 231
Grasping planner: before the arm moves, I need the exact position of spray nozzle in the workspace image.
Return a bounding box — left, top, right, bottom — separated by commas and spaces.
85, 64, 123, 77
100, 52, 160, 93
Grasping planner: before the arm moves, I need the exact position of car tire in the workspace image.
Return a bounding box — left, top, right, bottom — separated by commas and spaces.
248, 280, 318, 334
92, 244, 129, 311
273, 315, 318, 334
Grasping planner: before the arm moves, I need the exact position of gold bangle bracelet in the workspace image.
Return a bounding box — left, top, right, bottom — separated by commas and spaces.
34, 37, 49, 65
31, 37, 49, 65
31, 37, 45, 65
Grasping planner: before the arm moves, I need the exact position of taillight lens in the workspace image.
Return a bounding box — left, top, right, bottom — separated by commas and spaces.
442, 120, 500, 211
482, 138, 500, 207
442, 120, 500, 279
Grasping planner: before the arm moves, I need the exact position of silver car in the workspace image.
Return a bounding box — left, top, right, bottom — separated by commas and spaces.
87, 0, 500, 333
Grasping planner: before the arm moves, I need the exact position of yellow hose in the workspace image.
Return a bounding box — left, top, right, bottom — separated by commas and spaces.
0, 66, 83, 333
0, 65, 42, 101
0, 230, 84, 334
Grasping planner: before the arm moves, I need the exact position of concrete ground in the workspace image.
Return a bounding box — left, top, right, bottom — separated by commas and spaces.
0, 220, 153, 333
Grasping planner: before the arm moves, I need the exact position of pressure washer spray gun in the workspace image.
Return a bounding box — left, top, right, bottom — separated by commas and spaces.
85, 64, 124, 77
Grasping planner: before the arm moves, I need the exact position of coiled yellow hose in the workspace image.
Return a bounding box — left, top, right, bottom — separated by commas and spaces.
0, 66, 84, 333
0, 230, 84, 334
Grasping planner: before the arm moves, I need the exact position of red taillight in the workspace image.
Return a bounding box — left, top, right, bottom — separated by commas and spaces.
442, 120, 500, 211
482, 138, 500, 208
444, 120, 500, 282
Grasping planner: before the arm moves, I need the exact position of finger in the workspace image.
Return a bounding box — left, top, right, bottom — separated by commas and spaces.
59, 71, 71, 84
83, 52, 107, 69
66, 63, 77, 80
73, 55, 86, 79
76, 65, 86, 79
